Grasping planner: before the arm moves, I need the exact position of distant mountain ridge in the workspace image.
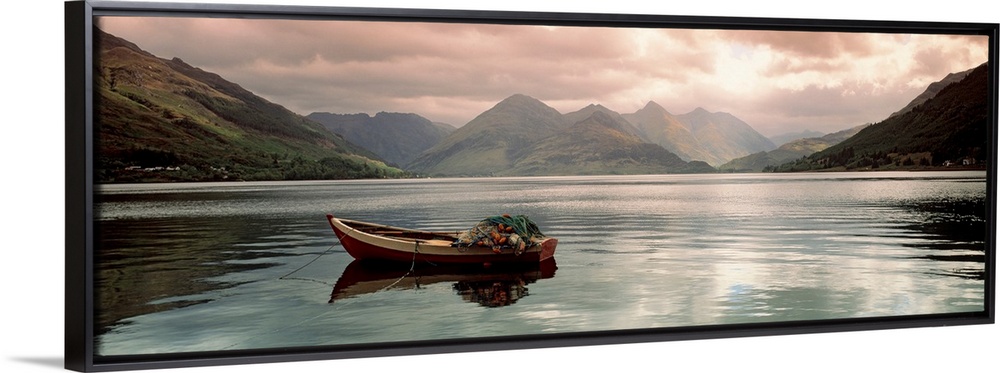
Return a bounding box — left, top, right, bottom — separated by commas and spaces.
512, 110, 714, 175
719, 124, 866, 172
94, 29, 405, 182
674, 107, 777, 165
403, 93, 780, 175
622, 101, 721, 164
768, 130, 826, 147
407, 94, 568, 175
306, 111, 454, 167
406, 94, 716, 176
565, 104, 651, 141
622, 102, 777, 166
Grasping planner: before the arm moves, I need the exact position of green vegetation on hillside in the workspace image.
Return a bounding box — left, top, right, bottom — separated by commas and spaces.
511, 111, 715, 175
407, 94, 720, 176
720, 124, 866, 172
769, 63, 989, 172
94, 29, 407, 183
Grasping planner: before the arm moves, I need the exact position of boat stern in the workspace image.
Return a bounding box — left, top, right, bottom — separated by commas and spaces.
538, 237, 557, 262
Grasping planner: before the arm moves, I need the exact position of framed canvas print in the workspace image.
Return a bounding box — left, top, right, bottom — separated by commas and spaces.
65, 0, 997, 371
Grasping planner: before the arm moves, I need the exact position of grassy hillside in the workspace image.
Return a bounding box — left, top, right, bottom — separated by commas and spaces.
511, 111, 714, 175
623, 102, 777, 166
720, 124, 866, 172
774, 63, 989, 172
406, 94, 567, 176
623, 101, 716, 164
94, 29, 406, 182
673, 108, 777, 165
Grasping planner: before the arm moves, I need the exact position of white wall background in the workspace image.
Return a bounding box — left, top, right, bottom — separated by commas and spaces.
3, 1, 996, 372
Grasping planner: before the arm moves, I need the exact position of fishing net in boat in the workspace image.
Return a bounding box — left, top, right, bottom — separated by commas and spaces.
452, 214, 546, 255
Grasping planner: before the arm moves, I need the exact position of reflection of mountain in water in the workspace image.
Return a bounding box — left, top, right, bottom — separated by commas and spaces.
898, 198, 987, 280
330, 260, 557, 307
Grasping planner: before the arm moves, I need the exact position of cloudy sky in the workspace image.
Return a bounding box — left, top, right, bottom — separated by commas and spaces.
96, 16, 987, 137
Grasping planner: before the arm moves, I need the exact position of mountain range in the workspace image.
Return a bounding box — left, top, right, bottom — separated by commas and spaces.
311, 92, 778, 176
405, 94, 723, 176
306, 112, 455, 167
323, 62, 985, 175
622, 102, 776, 166
94, 29, 405, 182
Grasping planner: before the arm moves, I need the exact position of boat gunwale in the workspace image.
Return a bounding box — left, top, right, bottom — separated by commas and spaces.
334, 217, 458, 247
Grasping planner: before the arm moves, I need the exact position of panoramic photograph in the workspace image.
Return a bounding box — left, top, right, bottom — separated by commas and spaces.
91, 14, 989, 356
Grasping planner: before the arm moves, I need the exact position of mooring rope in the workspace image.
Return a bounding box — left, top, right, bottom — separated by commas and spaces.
373, 240, 422, 293
224, 228, 450, 350
277, 219, 354, 283
223, 243, 341, 350
278, 244, 338, 280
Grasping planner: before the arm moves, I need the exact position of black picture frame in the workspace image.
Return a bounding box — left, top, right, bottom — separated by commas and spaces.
64, 0, 997, 371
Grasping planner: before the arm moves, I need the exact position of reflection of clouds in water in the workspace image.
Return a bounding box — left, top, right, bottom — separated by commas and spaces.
564, 173, 985, 327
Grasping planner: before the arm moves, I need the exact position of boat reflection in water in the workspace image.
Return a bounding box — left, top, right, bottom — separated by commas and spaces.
330, 259, 557, 307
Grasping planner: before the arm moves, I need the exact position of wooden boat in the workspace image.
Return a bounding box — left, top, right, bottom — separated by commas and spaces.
326, 214, 557, 266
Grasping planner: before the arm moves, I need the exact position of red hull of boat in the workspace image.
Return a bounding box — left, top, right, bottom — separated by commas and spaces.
327, 214, 557, 266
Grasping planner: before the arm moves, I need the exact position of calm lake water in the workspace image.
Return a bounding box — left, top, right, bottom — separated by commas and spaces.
94, 172, 988, 356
